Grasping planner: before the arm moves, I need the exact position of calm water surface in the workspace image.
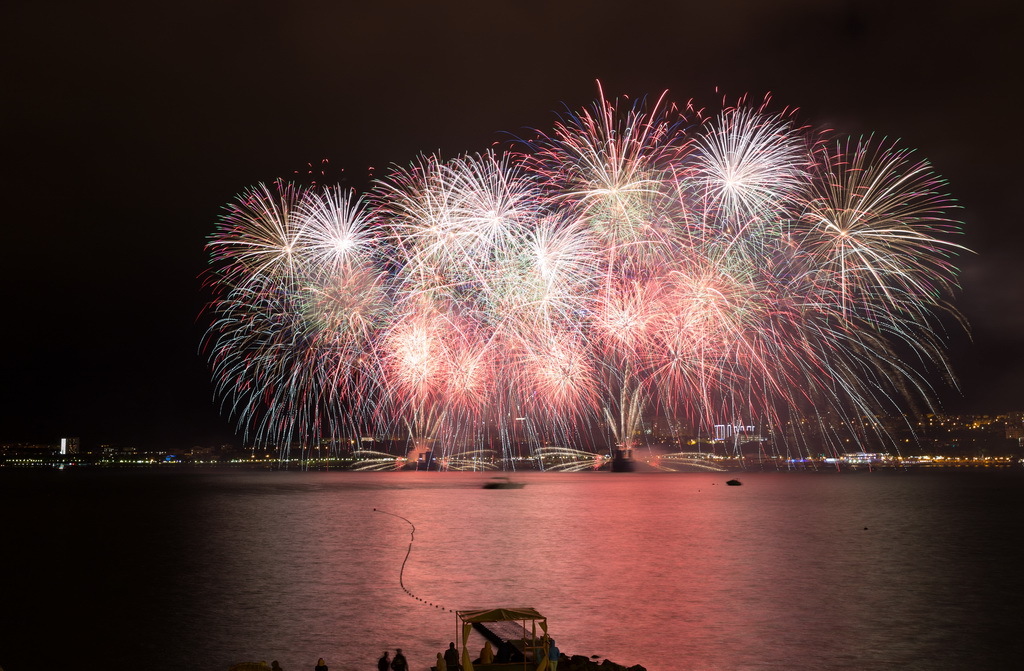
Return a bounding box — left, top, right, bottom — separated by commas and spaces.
3, 468, 1022, 670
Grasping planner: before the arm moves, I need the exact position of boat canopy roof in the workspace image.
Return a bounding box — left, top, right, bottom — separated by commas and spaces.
457, 607, 545, 624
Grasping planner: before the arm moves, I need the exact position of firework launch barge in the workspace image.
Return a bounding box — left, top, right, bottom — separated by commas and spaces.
610, 448, 636, 472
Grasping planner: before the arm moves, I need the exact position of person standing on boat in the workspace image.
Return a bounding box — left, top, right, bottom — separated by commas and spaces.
376, 651, 389, 671
443, 642, 460, 671
314, 658, 328, 671
479, 641, 494, 664
496, 640, 522, 663
390, 648, 408, 671
547, 637, 560, 671
435, 652, 446, 671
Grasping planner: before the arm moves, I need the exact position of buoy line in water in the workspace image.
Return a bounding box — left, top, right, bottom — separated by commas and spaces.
373, 509, 647, 670
374, 508, 456, 613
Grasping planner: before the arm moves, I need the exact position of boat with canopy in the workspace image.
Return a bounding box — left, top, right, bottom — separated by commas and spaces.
451, 607, 553, 671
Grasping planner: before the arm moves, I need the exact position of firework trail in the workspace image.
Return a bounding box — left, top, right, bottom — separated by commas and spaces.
202, 88, 967, 466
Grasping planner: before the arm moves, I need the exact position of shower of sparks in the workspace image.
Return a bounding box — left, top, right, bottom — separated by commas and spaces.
202, 89, 967, 467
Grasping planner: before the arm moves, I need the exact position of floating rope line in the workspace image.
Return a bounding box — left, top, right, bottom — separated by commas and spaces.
374, 508, 455, 612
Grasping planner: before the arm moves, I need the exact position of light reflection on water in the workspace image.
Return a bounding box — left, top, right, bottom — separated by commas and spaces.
3, 469, 1023, 671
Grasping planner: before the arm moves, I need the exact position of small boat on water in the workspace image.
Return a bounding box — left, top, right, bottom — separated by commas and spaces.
448, 607, 548, 670
482, 476, 525, 489
725, 479, 742, 486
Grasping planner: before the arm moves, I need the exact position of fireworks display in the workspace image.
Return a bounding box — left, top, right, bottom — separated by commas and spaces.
202, 90, 966, 467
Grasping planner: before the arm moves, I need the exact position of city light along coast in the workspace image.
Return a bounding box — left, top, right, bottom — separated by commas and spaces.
6, 412, 1021, 470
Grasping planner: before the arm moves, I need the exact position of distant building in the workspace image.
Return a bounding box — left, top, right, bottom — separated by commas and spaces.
60, 437, 79, 455
1006, 412, 1024, 445
714, 423, 756, 442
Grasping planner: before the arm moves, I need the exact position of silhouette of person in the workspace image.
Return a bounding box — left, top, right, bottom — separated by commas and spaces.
479, 641, 494, 664
271, 662, 283, 671
377, 650, 390, 671
496, 640, 522, 663
314, 658, 328, 671
443, 642, 460, 670
435, 652, 446, 671
390, 649, 408, 671
547, 637, 561, 671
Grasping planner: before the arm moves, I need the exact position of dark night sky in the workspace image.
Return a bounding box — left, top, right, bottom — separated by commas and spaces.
3, 1, 1022, 449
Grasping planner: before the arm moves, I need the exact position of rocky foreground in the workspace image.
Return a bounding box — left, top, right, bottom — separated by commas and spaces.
558, 653, 647, 671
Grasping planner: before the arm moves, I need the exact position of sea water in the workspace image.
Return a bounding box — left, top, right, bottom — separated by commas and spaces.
2, 468, 1022, 671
